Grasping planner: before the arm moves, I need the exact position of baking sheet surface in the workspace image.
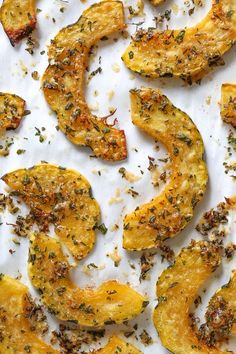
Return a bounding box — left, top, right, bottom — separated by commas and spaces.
0, 0, 236, 352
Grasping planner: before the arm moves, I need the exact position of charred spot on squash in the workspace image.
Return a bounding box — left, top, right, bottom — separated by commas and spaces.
122, 0, 236, 83
28, 232, 147, 327
0, 92, 26, 132
123, 88, 208, 251
2, 163, 100, 261
221, 84, 236, 128
0, 0, 36, 45
43, 1, 127, 161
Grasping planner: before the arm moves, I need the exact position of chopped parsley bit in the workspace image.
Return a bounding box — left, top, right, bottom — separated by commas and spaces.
16, 149, 26, 155
35, 127, 46, 143
88, 67, 102, 81
139, 329, 153, 346
175, 30, 186, 43
96, 223, 108, 235
176, 133, 192, 146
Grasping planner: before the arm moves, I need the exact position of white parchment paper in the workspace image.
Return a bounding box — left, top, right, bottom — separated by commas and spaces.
0, 0, 236, 352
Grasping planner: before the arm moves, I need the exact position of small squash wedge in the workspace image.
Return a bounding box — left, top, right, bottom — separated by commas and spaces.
0, 275, 60, 354
153, 240, 229, 354
91, 336, 142, 353
123, 88, 208, 251
0, 92, 26, 133
0, 0, 36, 45
2, 164, 100, 261
206, 270, 236, 335
122, 0, 236, 83
221, 84, 236, 128
43, 1, 127, 161
28, 232, 147, 327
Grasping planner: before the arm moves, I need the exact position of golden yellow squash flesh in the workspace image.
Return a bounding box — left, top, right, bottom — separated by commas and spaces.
153, 240, 230, 354
91, 336, 142, 353
2, 164, 100, 261
43, 1, 127, 161
0, 92, 26, 133
0, 275, 60, 354
221, 84, 236, 128
28, 232, 147, 327
0, 0, 36, 45
122, 0, 236, 83
123, 88, 208, 251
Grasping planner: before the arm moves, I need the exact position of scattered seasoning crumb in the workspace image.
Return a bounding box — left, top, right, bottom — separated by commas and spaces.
139, 329, 153, 346
31, 71, 40, 80
109, 188, 123, 205
118, 167, 141, 182
111, 63, 120, 73
140, 252, 156, 281
107, 90, 114, 101
0, 137, 14, 157
206, 96, 212, 105
107, 246, 121, 267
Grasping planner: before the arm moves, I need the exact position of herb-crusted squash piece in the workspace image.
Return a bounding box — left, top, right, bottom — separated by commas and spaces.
123, 88, 208, 251
206, 271, 236, 336
0, 92, 26, 132
2, 164, 100, 261
0, 0, 36, 45
153, 241, 229, 354
29, 232, 147, 327
91, 336, 142, 353
221, 84, 236, 128
43, 1, 127, 161
122, 0, 236, 83
0, 275, 60, 354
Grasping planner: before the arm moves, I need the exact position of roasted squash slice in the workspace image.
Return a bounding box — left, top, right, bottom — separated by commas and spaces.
28, 232, 147, 327
92, 336, 142, 353
206, 270, 236, 335
42, 1, 127, 161
0, 274, 60, 354
221, 84, 236, 128
0, 92, 26, 133
2, 164, 100, 261
123, 88, 208, 251
0, 0, 36, 45
122, 0, 236, 83
153, 240, 230, 354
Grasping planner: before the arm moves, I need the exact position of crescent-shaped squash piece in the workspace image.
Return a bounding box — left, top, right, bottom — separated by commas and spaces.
0, 92, 26, 133
206, 270, 236, 335
28, 232, 147, 327
123, 88, 208, 251
153, 240, 230, 354
2, 164, 100, 261
0, 275, 60, 354
0, 0, 36, 45
122, 0, 236, 83
42, 1, 127, 161
221, 84, 236, 128
91, 336, 142, 353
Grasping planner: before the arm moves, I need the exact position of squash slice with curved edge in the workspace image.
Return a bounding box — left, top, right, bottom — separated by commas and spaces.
122, 0, 236, 83
221, 84, 236, 128
0, 274, 60, 354
0, 0, 36, 45
206, 270, 236, 335
153, 240, 230, 354
2, 164, 100, 261
0, 92, 26, 133
28, 232, 147, 327
91, 336, 142, 353
123, 88, 208, 251
43, 1, 127, 161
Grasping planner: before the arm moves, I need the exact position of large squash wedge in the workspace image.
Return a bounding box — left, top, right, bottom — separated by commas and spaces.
123, 88, 208, 251
0, 275, 60, 354
42, 1, 127, 161
91, 336, 142, 353
221, 84, 236, 128
0, 0, 36, 45
2, 164, 100, 261
122, 0, 236, 83
0, 92, 26, 133
28, 232, 147, 327
153, 240, 229, 354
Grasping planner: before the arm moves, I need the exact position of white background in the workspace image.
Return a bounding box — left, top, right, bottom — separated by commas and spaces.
0, 0, 236, 352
